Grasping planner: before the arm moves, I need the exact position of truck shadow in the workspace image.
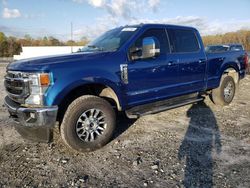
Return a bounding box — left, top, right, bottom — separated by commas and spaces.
178, 101, 221, 188
112, 113, 136, 141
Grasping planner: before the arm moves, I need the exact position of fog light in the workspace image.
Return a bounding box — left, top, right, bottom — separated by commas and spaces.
25, 95, 43, 105
30, 112, 36, 119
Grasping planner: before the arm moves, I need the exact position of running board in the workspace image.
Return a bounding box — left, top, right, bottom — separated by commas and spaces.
125, 94, 204, 119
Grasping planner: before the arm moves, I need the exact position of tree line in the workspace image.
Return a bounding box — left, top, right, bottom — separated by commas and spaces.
0, 32, 89, 57
202, 30, 250, 51
1, 30, 250, 57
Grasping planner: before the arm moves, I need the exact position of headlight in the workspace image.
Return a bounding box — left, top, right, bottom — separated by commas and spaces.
25, 73, 52, 106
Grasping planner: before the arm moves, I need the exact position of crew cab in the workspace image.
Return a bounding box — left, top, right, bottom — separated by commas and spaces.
4, 24, 248, 152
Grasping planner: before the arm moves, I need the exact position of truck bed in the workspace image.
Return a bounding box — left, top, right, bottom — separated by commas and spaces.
206, 50, 246, 89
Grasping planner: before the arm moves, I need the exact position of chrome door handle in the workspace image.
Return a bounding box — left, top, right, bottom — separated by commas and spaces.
168, 61, 177, 66
199, 59, 206, 63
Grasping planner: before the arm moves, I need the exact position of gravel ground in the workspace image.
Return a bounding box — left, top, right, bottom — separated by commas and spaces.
0, 65, 250, 188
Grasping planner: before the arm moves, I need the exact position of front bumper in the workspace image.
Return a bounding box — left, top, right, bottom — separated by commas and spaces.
4, 96, 58, 142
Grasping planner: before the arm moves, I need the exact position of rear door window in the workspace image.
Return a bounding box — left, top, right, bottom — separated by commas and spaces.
168, 29, 200, 53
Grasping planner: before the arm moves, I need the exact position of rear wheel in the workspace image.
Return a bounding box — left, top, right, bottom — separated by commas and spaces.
210, 75, 236, 106
60, 95, 116, 152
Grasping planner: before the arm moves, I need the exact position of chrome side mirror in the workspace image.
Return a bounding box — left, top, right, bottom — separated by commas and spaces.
142, 37, 160, 59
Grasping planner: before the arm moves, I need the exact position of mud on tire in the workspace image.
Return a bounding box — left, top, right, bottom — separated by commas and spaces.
210, 75, 236, 106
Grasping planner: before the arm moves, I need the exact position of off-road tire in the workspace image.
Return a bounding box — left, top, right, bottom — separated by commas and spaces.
210, 75, 236, 106
60, 95, 116, 152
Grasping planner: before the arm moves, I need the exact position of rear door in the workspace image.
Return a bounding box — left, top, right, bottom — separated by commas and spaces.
167, 28, 207, 93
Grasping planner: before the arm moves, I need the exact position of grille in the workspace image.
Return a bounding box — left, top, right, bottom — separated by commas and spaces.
5, 79, 23, 94
4, 71, 30, 103
6, 71, 22, 79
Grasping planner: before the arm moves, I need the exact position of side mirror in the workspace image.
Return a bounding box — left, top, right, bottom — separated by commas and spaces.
142, 37, 160, 59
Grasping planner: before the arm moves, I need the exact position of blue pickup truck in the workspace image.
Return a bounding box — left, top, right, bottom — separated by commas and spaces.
4, 24, 248, 152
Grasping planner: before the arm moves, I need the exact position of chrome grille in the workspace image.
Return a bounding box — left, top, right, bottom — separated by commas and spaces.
6, 71, 22, 79
5, 78, 23, 94
4, 71, 30, 104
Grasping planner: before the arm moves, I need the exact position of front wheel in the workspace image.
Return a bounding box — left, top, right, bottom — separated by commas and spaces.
60, 95, 116, 152
210, 75, 236, 106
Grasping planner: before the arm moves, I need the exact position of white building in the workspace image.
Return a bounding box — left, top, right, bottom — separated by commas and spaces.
14, 46, 82, 60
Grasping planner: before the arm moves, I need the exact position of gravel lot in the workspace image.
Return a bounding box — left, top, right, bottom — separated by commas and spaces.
0, 64, 250, 188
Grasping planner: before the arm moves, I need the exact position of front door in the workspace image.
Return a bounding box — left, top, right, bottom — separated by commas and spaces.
124, 28, 181, 107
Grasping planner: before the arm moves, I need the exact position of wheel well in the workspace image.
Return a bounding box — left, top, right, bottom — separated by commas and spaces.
57, 84, 121, 123
223, 67, 239, 84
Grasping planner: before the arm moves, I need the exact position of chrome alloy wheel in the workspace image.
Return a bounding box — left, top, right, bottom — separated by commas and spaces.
224, 81, 234, 101
75, 109, 107, 142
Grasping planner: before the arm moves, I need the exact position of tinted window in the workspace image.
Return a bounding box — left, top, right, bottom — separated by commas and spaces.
205, 45, 229, 53
230, 45, 243, 51
168, 29, 200, 53
133, 28, 170, 54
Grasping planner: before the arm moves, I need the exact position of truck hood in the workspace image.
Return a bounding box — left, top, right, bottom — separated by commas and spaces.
7, 51, 110, 72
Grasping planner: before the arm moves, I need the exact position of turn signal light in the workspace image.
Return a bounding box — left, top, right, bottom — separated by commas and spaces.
40, 73, 50, 86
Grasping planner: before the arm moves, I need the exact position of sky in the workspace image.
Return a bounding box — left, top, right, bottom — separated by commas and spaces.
0, 0, 250, 41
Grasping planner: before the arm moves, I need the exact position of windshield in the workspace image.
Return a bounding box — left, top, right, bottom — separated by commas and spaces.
81, 27, 138, 52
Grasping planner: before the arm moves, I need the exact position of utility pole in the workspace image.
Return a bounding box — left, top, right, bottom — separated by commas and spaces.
71, 22, 73, 53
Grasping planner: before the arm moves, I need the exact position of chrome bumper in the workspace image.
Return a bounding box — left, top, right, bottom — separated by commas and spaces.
4, 96, 58, 127
4, 96, 58, 142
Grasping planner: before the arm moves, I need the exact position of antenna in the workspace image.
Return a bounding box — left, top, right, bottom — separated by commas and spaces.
71, 22, 73, 53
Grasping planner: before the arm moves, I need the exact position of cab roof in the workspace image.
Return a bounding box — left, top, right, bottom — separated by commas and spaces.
122, 23, 197, 31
